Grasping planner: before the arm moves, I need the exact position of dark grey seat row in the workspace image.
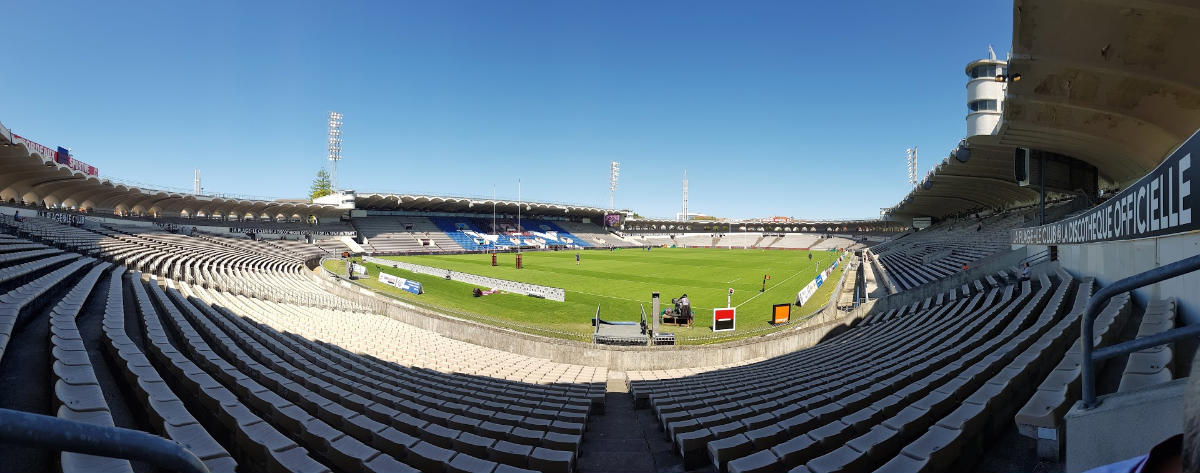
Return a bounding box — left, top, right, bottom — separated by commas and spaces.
635, 294, 979, 407
629, 269, 1101, 473
184, 285, 571, 473
201, 292, 584, 468
660, 289, 1004, 468
0, 253, 79, 293
101, 267, 238, 473
718, 281, 1037, 473
730, 273, 1066, 473
48, 262, 134, 473
129, 272, 331, 473
648, 292, 987, 414
1013, 289, 1132, 455
0, 256, 93, 361
871, 272, 1088, 473
1118, 298, 1177, 393
144, 279, 403, 473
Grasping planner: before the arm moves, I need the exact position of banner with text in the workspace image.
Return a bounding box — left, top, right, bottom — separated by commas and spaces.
229, 228, 356, 236
378, 272, 423, 295
1012, 129, 1196, 245
11, 134, 99, 176
795, 252, 846, 307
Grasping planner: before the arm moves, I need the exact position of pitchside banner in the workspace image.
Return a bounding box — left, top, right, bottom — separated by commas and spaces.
1012, 129, 1195, 245
795, 252, 847, 307
795, 279, 819, 307
378, 272, 423, 295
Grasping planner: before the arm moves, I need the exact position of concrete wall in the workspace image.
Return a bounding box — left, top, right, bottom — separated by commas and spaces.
308, 268, 872, 371
1025, 231, 1200, 324
1064, 379, 1187, 473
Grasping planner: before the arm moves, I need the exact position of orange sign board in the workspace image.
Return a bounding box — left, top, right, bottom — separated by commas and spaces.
772, 303, 791, 325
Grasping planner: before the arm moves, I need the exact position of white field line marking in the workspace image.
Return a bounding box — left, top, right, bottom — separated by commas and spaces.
735, 269, 807, 308
572, 289, 644, 303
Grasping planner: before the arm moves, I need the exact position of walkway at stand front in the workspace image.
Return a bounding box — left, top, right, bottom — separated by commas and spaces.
577, 375, 713, 473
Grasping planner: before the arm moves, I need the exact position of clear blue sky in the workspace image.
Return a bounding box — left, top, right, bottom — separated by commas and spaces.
1, 1, 1011, 220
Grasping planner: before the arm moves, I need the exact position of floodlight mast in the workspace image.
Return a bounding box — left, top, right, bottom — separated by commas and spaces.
328, 112, 343, 191
517, 179, 522, 256
906, 147, 918, 187
609, 161, 620, 210
680, 170, 688, 222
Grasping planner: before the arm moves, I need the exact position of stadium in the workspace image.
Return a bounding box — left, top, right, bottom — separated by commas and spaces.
0, 1, 1198, 473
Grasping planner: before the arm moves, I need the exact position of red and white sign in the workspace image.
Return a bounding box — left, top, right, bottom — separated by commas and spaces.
11, 133, 99, 177
12, 134, 56, 160
60, 155, 98, 176
713, 307, 736, 332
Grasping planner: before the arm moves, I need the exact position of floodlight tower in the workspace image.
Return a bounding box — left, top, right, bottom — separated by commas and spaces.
906, 147, 918, 187
328, 112, 343, 191
193, 169, 202, 195
681, 170, 689, 222
609, 161, 620, 210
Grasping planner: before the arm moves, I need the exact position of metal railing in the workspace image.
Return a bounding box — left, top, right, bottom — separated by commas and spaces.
0, 408, 209, 473
1081, 253, 1200, 408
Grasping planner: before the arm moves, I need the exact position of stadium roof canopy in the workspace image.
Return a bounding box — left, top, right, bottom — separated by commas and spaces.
355, 192, 613, 218
621, 217, 899, 233
0, 121, 344, 220
999, 0, 1200, 184
886, 0, 1200, 221
888, 144, 1045, 219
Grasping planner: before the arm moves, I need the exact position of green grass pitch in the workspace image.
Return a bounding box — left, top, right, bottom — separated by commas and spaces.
330, 247, 847, 344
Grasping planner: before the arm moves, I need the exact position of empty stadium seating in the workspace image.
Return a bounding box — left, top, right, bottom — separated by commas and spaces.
619, 267, 1158, 473
766, 234, 821, 249
1118, 298, 1176, 393
0, 218, 608, 473
868, 212, 1025, 291
519, 220, 593, 248
810, 237, 853, 250
553, 221, 636, 247
429, 217, 498, 251
625, 232, 855, 250
0, 195, 1189, 473
354, 217, 463, 253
